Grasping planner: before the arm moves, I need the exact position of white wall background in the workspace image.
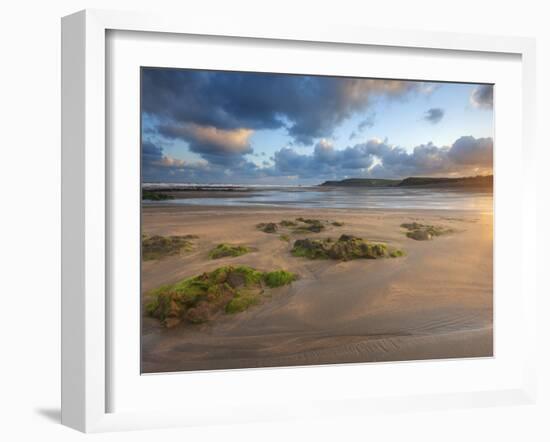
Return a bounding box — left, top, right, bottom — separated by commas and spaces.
0, 1, 548, 440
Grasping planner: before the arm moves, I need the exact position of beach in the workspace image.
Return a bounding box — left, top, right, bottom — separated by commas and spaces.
141, 199, 493, 373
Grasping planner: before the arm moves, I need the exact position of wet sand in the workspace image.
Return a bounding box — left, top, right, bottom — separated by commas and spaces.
141, 205, 493, 373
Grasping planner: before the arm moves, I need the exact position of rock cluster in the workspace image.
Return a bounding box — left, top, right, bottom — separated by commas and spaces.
292, 234, 403, 261
146, 265, 297, 327
400, 222, 454, 241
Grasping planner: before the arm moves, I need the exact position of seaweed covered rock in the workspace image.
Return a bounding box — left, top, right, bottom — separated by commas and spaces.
292, 234, 403, 261
145, 265, 297, 327
291, 238, 331, 259
400, 222, 454, 241
406, 229, 432, 241
142, 234, 199, 261
256, 222, 278, 233
208, 243, 252, 259
279, 219, 298, 227
256, 217, 344, 235
293, 218, 325, 233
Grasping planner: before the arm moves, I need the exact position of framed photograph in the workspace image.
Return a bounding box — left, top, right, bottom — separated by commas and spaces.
61, 9, 538, 432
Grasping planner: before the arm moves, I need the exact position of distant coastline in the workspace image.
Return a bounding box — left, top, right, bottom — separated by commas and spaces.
320, 175, 493, 189
142, 175, 493, 194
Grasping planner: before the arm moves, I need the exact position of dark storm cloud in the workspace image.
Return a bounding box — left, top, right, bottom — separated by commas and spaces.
423, 108, 445, 124
470, 85, 493, 109
271, 136, 493, 180
142, 69, 420, 147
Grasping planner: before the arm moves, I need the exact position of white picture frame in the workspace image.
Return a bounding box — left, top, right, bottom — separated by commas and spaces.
61, 9, 537, 433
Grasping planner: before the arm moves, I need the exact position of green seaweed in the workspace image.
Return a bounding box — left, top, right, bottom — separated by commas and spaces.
279, 220, 298, 227
258, 217, 343, 234
142, 234, 198, 261
264, 270, 297, 287
291, 218, 324, 233
146, 265, 297, 327
256, 222, 278, 233
390, 249, 405, 258
291, 234, 404, 261
400, 222, 454, 241
208, 243, 252, 259
225, 290, 261, 314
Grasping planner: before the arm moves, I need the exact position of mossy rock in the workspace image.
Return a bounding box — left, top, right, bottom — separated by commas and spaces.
145, 265, 297, 327
208, 243, 252, 259
291, 234, 404, 261
257, 217, 343, 235
400, 222, 454, 241
279, 219, 298, 227
406, 230, 432, 241
291, 218, 325, 233
256, 222, 278, 233
225, 289, 262, 314
390, 249, 406, 258
293, 224, 324, 233
142, 234, 199, 261
185, 301, 212, 324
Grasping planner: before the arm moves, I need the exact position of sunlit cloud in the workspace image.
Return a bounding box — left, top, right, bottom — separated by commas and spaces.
153, 155, 185, 168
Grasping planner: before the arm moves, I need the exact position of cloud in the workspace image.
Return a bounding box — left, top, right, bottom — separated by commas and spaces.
423, 108, 444, 124
141, 138, 274, 183
154, 156, 185, 168
142, 140, 209, 181
349, 113, 376, 140
448, 136, 493, 166
470, 85, 493, 109
158, 122, 253, 164
358, 114, 376, 131
141, 69, 491, 183
270, 136, 493, 180
142, 69, 423, 146
142, 135, 492, 183
142, 140, 163, 165
418, 82, 440, 95
141, 141, 186, 168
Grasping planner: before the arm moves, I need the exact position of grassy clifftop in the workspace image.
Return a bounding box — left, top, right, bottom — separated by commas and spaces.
321, 175, 493, 189
398, 175, 492, 188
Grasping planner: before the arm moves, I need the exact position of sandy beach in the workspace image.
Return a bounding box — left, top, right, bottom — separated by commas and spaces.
141, 204, 493, 373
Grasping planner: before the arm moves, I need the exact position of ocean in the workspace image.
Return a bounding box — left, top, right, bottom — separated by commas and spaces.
142, 184, 493, 212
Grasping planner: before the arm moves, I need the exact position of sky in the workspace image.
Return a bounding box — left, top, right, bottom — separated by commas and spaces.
141, 68, 494, 185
